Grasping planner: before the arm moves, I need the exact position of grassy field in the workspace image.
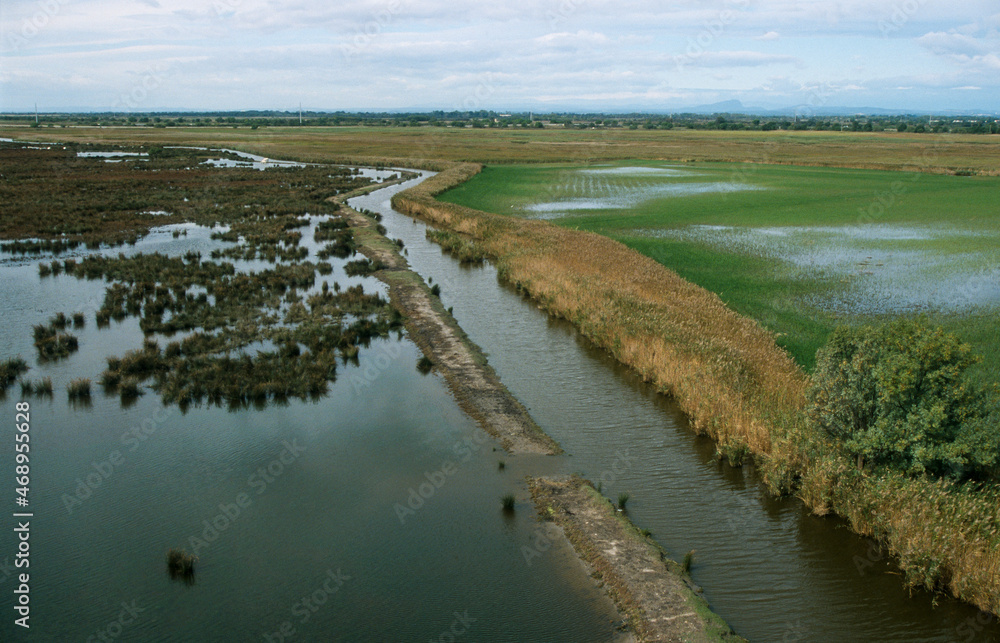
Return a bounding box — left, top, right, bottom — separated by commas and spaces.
5, 124, 1000, 173
438, 161, 1000, 381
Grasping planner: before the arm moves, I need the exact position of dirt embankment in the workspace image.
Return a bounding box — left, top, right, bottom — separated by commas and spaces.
332, 189, 560, 456
530, 476, 746, 643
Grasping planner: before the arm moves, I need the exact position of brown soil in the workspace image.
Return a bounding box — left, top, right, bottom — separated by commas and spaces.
529, 476, 746, 643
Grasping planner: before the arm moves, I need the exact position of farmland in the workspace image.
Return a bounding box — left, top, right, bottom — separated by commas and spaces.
438, 161, 1000, 380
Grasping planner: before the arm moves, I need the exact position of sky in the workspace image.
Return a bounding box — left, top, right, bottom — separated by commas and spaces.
1, 0, 998, 114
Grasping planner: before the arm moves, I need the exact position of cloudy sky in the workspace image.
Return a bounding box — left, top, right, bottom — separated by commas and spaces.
1, 0, 998, 113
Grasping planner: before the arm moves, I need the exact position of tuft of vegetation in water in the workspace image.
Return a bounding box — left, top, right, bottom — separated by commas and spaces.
501, 493, 516, 511
0, 357, 29, 391
682, 550, 696, 575
33, 378, 54, 397
166, 548, 197, 582
33, 320, 79, 362
416, 355, 434, 374
617, 492, 630, 510
67, 378, 91, 399
498, 460, 506, 471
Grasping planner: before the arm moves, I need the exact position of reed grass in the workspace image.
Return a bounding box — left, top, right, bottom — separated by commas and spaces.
67, 378, 91, 399
0, 357, 29, 390
35, 377, 53, 396
683, 550, 696, 575
166, 548, 197, 581
501, 493, 516, 511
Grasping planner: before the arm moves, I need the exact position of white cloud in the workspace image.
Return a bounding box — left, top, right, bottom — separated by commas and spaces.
917, 31, 989, 56
756, 31, 780, 40
684, 51, 799, 68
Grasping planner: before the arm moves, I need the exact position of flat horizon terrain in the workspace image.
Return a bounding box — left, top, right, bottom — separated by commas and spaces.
4, 124, 1000, 173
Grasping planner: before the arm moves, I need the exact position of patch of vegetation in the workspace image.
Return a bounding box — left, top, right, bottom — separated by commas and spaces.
808, 320, 999, 480
344, 258, 383, 276
416, 355, 434, 374
33, 319, 79, 362
67, 378, 91, 399
426, 229, 486, 265
166, 548, 197, 582
0, 357, 29, 391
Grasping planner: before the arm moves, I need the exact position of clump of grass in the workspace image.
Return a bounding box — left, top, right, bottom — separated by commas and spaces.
416, 355, 434, 374
501, 493, 516, 511
20, 380, 34, 396
498, 460, 506, 471
35, 378, 53, 396
119, 377, 143, 402
430, 283, 441, 297
72, 312, 86, 328
67, 378, 91, 399
344, 258, 382, 276
32, 322, 79, 361
166, 548, 197, 580
617, 492, 630, 510
0, 357, 29, 390
682, 550, 696, 575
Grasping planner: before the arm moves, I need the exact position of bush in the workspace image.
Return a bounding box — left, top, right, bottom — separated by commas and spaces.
807, 320, 999, 479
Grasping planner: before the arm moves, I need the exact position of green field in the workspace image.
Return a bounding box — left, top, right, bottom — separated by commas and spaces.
439, 161, 1000, 379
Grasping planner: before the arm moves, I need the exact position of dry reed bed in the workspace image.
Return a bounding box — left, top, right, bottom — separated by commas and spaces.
392, 162, 1000, 616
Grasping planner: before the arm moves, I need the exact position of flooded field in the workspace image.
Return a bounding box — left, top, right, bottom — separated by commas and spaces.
439, 161, 1000, 374
640, 223, 1000, 315
522, 165, 764, 218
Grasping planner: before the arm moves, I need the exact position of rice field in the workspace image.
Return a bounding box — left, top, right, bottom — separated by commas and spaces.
438, 161, 1000, 379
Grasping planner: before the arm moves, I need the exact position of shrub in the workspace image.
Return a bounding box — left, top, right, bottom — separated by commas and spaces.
807, 320, 1000, 479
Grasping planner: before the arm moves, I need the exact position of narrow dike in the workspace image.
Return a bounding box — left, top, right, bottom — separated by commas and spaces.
333, 187, 559, 455
388, 162, 1000, 617
529, 476, 746, 643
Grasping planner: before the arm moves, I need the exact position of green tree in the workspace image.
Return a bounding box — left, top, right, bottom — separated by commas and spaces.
807, 320, 999, 479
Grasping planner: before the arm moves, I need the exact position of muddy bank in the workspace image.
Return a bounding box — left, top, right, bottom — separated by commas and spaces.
333, 187, 560, 455
529, 476, 745, 643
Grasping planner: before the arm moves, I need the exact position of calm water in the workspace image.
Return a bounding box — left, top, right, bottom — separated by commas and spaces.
0, 188, 623, 640
353, 173, 1000, 643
